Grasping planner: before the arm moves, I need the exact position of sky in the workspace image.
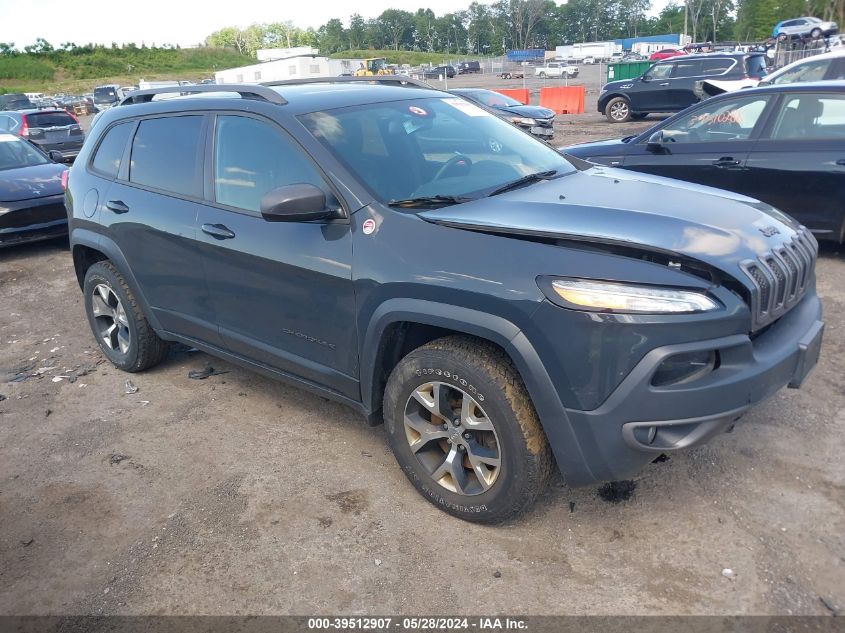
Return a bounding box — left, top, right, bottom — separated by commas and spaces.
0, 0, 672, 49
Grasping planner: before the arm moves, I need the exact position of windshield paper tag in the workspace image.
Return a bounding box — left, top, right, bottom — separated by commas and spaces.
441, 98, 492, 117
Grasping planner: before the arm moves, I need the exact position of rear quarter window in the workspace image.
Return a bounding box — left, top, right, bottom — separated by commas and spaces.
91, 121, 133, 178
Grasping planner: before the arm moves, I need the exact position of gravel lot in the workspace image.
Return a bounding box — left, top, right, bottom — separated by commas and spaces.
0, 75, 843, 617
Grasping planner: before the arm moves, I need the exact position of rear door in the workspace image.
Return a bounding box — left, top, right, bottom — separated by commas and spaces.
743, 91, 845, 241
98, 114, 222, 344
621, 92, 774, 193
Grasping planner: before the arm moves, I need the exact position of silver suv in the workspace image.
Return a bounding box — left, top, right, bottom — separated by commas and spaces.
773, 16, 839, 40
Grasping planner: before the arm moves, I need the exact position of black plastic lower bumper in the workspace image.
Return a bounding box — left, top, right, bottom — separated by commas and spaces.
562, 292, 823, 484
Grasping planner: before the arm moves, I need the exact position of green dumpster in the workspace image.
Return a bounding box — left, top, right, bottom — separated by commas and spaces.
606, 61, 652, 82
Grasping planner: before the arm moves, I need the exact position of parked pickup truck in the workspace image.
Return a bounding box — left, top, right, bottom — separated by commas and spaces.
535, 62, 579, 78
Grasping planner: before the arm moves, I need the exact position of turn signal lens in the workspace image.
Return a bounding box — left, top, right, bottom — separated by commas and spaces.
60, 170, 69, 191
549, 279, 719, 314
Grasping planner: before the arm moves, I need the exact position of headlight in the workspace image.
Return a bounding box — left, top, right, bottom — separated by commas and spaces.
543, 278, 720, 314
511, 117, 537, 126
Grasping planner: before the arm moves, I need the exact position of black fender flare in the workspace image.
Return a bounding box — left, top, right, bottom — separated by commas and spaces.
359, 298, 597, 485
70, 229, 164, 333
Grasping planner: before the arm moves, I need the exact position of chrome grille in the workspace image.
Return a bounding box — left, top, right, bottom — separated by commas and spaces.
740, 228, 817, 331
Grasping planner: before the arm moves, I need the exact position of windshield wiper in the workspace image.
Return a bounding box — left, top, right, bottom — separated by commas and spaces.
486, 170, 558, 197
387, 195, 473, 208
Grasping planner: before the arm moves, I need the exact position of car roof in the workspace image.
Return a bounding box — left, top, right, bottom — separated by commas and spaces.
712, 79, 845, 98
13, 108, 72, 115
103, 82, 445, 120
660, 51, 762, 61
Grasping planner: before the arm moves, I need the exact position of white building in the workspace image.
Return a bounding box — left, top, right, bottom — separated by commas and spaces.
257, 47, 319, 62
214, 54, 363, 84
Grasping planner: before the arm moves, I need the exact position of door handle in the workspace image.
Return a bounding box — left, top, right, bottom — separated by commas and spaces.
836, 159, 845, 166
713, 157, 742, 168
201, 223, 236, 239
105, 200, 129, 214
658, 82, 670, 86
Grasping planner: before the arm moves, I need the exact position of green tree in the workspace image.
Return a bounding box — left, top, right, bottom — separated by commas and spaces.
379, 9, 415, 49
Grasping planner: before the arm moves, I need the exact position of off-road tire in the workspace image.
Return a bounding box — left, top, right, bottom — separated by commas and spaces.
383, 336, 553, 523
83, 261, 169, 372
605, 96, 632, 122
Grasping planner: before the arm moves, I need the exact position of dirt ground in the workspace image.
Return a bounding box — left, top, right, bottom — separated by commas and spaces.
1, 75, 844, 617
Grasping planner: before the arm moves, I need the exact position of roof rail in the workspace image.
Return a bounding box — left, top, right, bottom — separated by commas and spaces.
261, 75, 434, 90
118, 84, 287, 106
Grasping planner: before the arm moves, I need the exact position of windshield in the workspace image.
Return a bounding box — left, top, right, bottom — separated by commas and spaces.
300, 97, 573, 203
94, 87, 118, 103
466, 91, 523, 108
0, 134, 49, 170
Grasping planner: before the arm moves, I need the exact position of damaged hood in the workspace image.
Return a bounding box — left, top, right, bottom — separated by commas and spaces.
0, 163, 66, 203
419, 167, 802, 274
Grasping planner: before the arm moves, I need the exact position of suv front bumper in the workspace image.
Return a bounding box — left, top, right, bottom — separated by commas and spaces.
561, 291, 823, 484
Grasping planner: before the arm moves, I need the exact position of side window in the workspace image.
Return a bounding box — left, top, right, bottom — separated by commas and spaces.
770, 94, 845, 140
826, 58, 845, 80
645, 63, 673, 80
772, 59, 831, 85
213, 115, 331, 213
0, 114, 18, 132
129, 116, 203, 197
698, 58, 735, 76
671, 60, 703, 78
659, 95, 770, 143
91, 121, 133, 178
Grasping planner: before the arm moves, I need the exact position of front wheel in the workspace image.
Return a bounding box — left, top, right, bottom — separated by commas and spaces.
810, 28, 822, 39
605, 96, 632, 122
383, 336, 553, 523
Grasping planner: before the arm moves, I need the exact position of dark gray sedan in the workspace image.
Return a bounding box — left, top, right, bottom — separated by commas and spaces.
0, 133, 68, 247
449, 88, 556, 138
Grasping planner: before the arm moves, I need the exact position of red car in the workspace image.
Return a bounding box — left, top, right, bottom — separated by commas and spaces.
649, 48, 687, 61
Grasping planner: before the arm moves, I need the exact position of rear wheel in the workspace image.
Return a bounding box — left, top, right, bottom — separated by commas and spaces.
605, 96, 632, 123
83, 261, 169, 372
538, 71, 547, 78
383, 337, 553, 523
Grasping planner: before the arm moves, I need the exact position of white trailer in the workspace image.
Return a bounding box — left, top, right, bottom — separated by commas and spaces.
556, 42, 621, 61
632, 41, 679, 56
215, 56, 365, 84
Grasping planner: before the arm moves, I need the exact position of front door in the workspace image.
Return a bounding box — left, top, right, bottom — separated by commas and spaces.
622, 92, 774, 193
196, 113, 358, 399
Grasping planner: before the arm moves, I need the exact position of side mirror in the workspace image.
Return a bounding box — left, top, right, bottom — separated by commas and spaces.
640, 74, 650, 82
646, 130, 666, 152
259, 184, 335, 222
48, 150, 63, 163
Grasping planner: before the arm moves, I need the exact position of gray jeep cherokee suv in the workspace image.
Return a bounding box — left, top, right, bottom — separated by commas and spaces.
65, 79, 824, 523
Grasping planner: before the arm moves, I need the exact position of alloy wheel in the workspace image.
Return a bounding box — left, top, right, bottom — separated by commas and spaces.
91, 283, 130, 354
403, 381, 501, 496
610, 100, 629, 121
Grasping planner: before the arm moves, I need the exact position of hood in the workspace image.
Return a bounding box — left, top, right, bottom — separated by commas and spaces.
418, 166, 801, 276
498, 104, 556, 119
0, 162, 66, 203
561, 137, 629, 157
602, 78, 638, 92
